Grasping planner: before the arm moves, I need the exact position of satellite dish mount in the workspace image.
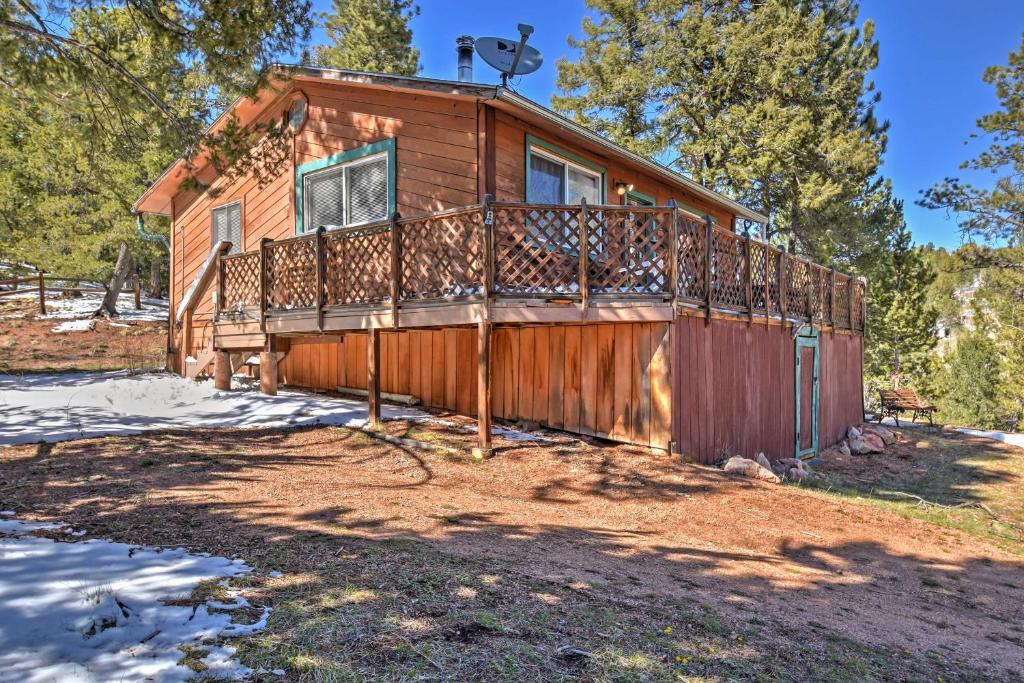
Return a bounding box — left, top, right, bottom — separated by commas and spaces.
475, 24, 544, 86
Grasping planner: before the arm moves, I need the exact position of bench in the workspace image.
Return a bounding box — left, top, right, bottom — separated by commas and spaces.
877, 388, 937, 427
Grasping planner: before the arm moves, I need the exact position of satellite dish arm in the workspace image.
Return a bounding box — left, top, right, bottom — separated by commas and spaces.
507, 24, 534, 84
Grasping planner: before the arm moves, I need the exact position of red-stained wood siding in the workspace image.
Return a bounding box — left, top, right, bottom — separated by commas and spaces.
279, 322, 672, 450
671, 315, 863, 463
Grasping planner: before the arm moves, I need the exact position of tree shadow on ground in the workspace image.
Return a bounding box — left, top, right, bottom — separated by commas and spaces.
2, 425, 1023, 682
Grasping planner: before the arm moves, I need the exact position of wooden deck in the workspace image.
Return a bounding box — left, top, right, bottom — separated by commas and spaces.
209, 200, 866, 344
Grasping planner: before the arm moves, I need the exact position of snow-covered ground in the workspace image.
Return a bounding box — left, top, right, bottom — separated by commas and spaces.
0, 371, 426, 446
0, 516, 269, 682
2, 289, 167, 325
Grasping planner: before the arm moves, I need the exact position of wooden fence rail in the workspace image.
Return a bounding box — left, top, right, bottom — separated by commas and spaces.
0, 273, 142, 315
217, 201, 866, 332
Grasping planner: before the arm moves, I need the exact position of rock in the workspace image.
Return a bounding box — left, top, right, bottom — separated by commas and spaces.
723, 456, 782, 484
838, 440, 851, 457
517, 420, 541, 432
862, 432, 885, 452
755, 452, 772, 470
849, 433, 883, 455
847, 425, 862, 440
861, 424, 895, 445
775, 457, 804, 471
786, 466, 808, 483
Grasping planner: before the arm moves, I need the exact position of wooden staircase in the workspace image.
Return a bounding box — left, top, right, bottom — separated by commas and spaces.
184, 345, 216, 379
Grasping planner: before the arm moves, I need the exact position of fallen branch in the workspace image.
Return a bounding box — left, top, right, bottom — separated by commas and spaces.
875, 489, 1024, 534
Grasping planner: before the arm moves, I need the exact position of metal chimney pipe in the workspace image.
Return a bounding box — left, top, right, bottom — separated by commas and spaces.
456, 35, 475, 82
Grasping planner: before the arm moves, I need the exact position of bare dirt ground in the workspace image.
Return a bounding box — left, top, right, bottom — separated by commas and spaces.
0, 296, 166, 373
2, 414, 1022, 681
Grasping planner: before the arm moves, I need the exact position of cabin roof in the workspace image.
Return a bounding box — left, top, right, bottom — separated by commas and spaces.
134, 65, 770, 224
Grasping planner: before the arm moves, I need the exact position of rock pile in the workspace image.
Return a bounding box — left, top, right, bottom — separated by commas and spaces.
842, 424, 896, 456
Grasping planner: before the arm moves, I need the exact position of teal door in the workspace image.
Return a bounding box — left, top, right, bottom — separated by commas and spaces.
795, 326, 820, 458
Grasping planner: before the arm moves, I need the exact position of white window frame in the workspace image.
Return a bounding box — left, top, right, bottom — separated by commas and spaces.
211, 200, 242, 255
301, 150, 389, 232
528, 146, 603, 205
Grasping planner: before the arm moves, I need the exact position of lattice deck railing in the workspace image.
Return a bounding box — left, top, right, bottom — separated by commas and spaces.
217, 200, 866, 332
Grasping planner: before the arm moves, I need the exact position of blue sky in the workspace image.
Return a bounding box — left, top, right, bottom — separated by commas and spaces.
309, 0, 1024, 248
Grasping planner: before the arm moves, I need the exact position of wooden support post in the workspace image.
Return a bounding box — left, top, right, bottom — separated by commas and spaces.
704, 215, 714, 326
260, 335, 278, 396
259, 238, 271, 333
667, 201, 679, 306
578, 198, 589, 314
389, 212, 401, 328
315, 227, 326, 332
744, 234, 753, 325
36, 271, 46, 316
367, 327, 381, 426
778, 245, 788, 327
474, 320, 493, 460
133, 274, 142, 310
214, 350, 231, 391
181, 308, 193, 378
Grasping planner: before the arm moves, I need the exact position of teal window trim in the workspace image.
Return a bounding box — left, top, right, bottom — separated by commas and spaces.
626, 189, 656, 205
525, 134, 607, 204
295, 137, 396, 234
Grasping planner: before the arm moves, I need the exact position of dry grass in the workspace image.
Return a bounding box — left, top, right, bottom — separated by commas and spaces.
0, 298, 166, 373
2, 421, 1021, 681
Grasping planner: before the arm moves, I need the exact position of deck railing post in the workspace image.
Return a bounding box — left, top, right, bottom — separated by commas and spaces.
704, 215, 714, 325
259, 237, 271, 333
389, 211, 401, 328
744, 233, 753, 325
578, 198, 589, 313
860, 277, 867, 332
667, 200, 679, 305
847, 274, 855, 330
315, 227, 326, 332
482, 195, 494, 300
764, 245, 771, 327
779, 245, 788, 326
36, 270, 46, 316
829, 266, 837, 329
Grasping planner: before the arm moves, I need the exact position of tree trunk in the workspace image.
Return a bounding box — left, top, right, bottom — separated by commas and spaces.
94, 242, 133, 318
148, 258, 162, 298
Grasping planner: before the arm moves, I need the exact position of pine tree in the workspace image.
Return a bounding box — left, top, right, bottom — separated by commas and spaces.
554, 0, 888, 262
920, 34, 1024, 250
864, 203, 938, 387
314, 0, 420, 76
552, 0, 663, 158
933, 330, 1010, 430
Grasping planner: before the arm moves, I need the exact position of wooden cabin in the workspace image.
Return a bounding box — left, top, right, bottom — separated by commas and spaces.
133, 65, 865, 462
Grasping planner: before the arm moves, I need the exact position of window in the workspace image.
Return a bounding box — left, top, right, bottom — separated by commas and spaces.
211, 201, 242, 254
302, 152, 389, 232
527, 146, 602, 205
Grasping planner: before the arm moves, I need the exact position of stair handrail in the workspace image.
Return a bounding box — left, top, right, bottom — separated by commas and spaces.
176, 241, 231, 324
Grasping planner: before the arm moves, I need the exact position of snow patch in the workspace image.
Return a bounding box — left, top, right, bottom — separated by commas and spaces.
0, 518, 263, 682
954, 427, 1024, 449
52, 319, 96, 334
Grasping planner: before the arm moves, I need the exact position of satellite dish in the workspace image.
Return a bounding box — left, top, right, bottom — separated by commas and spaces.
475, 25, 543, 84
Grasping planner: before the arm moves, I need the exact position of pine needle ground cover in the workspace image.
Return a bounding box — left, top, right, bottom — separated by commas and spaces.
0, 296, 166, 373
2, 422, 1022, 681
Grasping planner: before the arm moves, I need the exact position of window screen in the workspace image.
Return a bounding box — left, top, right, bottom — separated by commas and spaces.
211, 202, 242, 254
304, 166, 346, 230
346, 157, 388, 224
